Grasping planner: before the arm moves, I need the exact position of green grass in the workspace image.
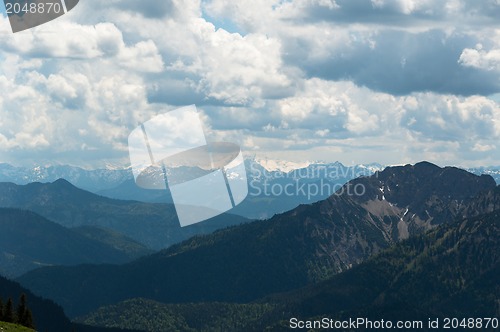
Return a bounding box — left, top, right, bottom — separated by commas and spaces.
0, 321, 34, 332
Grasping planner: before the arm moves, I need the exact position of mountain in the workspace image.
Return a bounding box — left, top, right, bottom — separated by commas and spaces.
77, 209, 500, 331
97, 178, 171, 204
95, 161, 500, 221
16, 162, 497, 317
5, 161, 499, 221
230, 160, 383, 219
257, 209, 500, 331
0, 163, 130, 192
73, 226, 154, 259
0, 208, 152, 278
98, 160, 383, 219
352, 161, 496, 230
461, 184, 500, 217
2, 162, 498, 220
467, 165, 500, 184
0, 179, 250, 250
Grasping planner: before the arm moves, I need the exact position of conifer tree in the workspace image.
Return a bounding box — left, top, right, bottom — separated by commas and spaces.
23, 309, 35, 329
0, 297, 4, 321
4, 298, 14, 323
16, 293, 27, 325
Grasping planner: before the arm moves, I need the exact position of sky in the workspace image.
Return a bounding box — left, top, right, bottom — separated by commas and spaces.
0, 0, 500, 169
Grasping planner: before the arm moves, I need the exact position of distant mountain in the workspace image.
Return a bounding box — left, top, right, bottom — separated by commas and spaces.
93, 161, 500, 221
73, 226, 154, 259
0, 208, 152, 278
0, 163, 130, 192
4, 161, 499, 221
467, 166, 500, 184
77, 209, 500, 331
17, 162, 497, 317
98, 159, 384, 219
97, 178, 171, 204
231, 160, 383, 219
0, 179, 250, 250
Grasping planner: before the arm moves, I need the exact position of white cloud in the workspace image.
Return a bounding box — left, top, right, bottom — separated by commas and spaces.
117, 40, 164, 73
179, 30, 291, 106
1, 0, 500, 168
1, 20, 164, 72
472, 142, 495, 152
1, 22, 121, 58
370, 0, 436, 15
459, 46, 500, 71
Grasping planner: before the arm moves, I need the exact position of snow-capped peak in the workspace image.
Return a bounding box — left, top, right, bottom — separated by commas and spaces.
253, 158, 316, 172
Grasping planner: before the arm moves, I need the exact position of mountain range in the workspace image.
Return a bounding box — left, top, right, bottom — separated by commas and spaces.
0, 179, 250, 250
15, 162, 499, 320
0, 160, 382, 220
75, 209, 499, 331
96, 160, 384, 220
0, 208, 152, 278
2, 160, 499, 220
0, 163, 130, 192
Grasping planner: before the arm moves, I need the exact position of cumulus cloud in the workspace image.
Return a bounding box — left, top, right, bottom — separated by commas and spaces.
0, 0, 500, 168
459, 44, 500, 71
205, 0, 500, 95
214, 79, 500, 166
166, 29, 291, 106
1, 22, 120, 58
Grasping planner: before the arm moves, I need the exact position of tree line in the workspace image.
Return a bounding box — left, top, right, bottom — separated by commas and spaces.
0, 293, 35, 329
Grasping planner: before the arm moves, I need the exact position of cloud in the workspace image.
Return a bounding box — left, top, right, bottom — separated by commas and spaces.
400, 94, 500, 141
116, 0, 178, 19
276, 20, 499, 96
1, 20, 164, 74
214, 78, 500, 166
459, 44, 500, 71
295, 0, 445, 25
117, 40, 164, 73
472, 142, 495, 152
204, 0, 500, 96
1, 0, 500, 168
1, 22, 122, 58
165, 29, 292, 106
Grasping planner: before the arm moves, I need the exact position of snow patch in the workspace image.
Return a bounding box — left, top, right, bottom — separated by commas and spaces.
254, 158, 315, 172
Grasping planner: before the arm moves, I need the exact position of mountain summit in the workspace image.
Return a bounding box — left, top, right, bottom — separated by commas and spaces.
341, 161, 496, 239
